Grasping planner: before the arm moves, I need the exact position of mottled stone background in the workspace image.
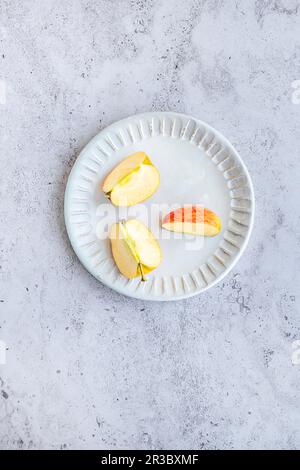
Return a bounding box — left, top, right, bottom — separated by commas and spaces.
0, 0, 300, 450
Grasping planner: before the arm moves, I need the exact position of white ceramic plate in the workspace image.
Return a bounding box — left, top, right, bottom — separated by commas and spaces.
64, 112, 254, 301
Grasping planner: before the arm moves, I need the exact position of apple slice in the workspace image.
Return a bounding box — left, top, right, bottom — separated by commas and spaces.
102, 152, 160, 206
162, 206, 221, 236
110, 219, 162, 280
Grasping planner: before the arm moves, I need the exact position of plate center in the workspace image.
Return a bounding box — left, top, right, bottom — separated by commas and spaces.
95, 135, 230, 277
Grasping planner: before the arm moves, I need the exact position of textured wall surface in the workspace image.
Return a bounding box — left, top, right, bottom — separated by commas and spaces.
0, 0, 300, 450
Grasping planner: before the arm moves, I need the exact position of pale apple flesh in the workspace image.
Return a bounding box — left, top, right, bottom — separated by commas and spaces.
102, 152, 160, 207
102, 152, 147, 193
162, 206, 221, 236
110, 219, 162, 281
110, 223, 139, 279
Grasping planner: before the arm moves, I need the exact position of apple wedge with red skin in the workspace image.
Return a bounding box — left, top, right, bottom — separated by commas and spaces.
162, 206, 221, 237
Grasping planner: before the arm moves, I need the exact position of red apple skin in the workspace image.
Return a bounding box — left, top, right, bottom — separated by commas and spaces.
162, 206, 221, 236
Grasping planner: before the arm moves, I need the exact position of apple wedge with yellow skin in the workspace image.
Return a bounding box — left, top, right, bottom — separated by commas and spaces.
162, 206, 221, 237
102, 152, 160, 207
110, 219, 162, 281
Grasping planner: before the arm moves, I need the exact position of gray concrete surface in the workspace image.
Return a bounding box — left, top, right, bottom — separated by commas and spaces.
0, 0, 300, 449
